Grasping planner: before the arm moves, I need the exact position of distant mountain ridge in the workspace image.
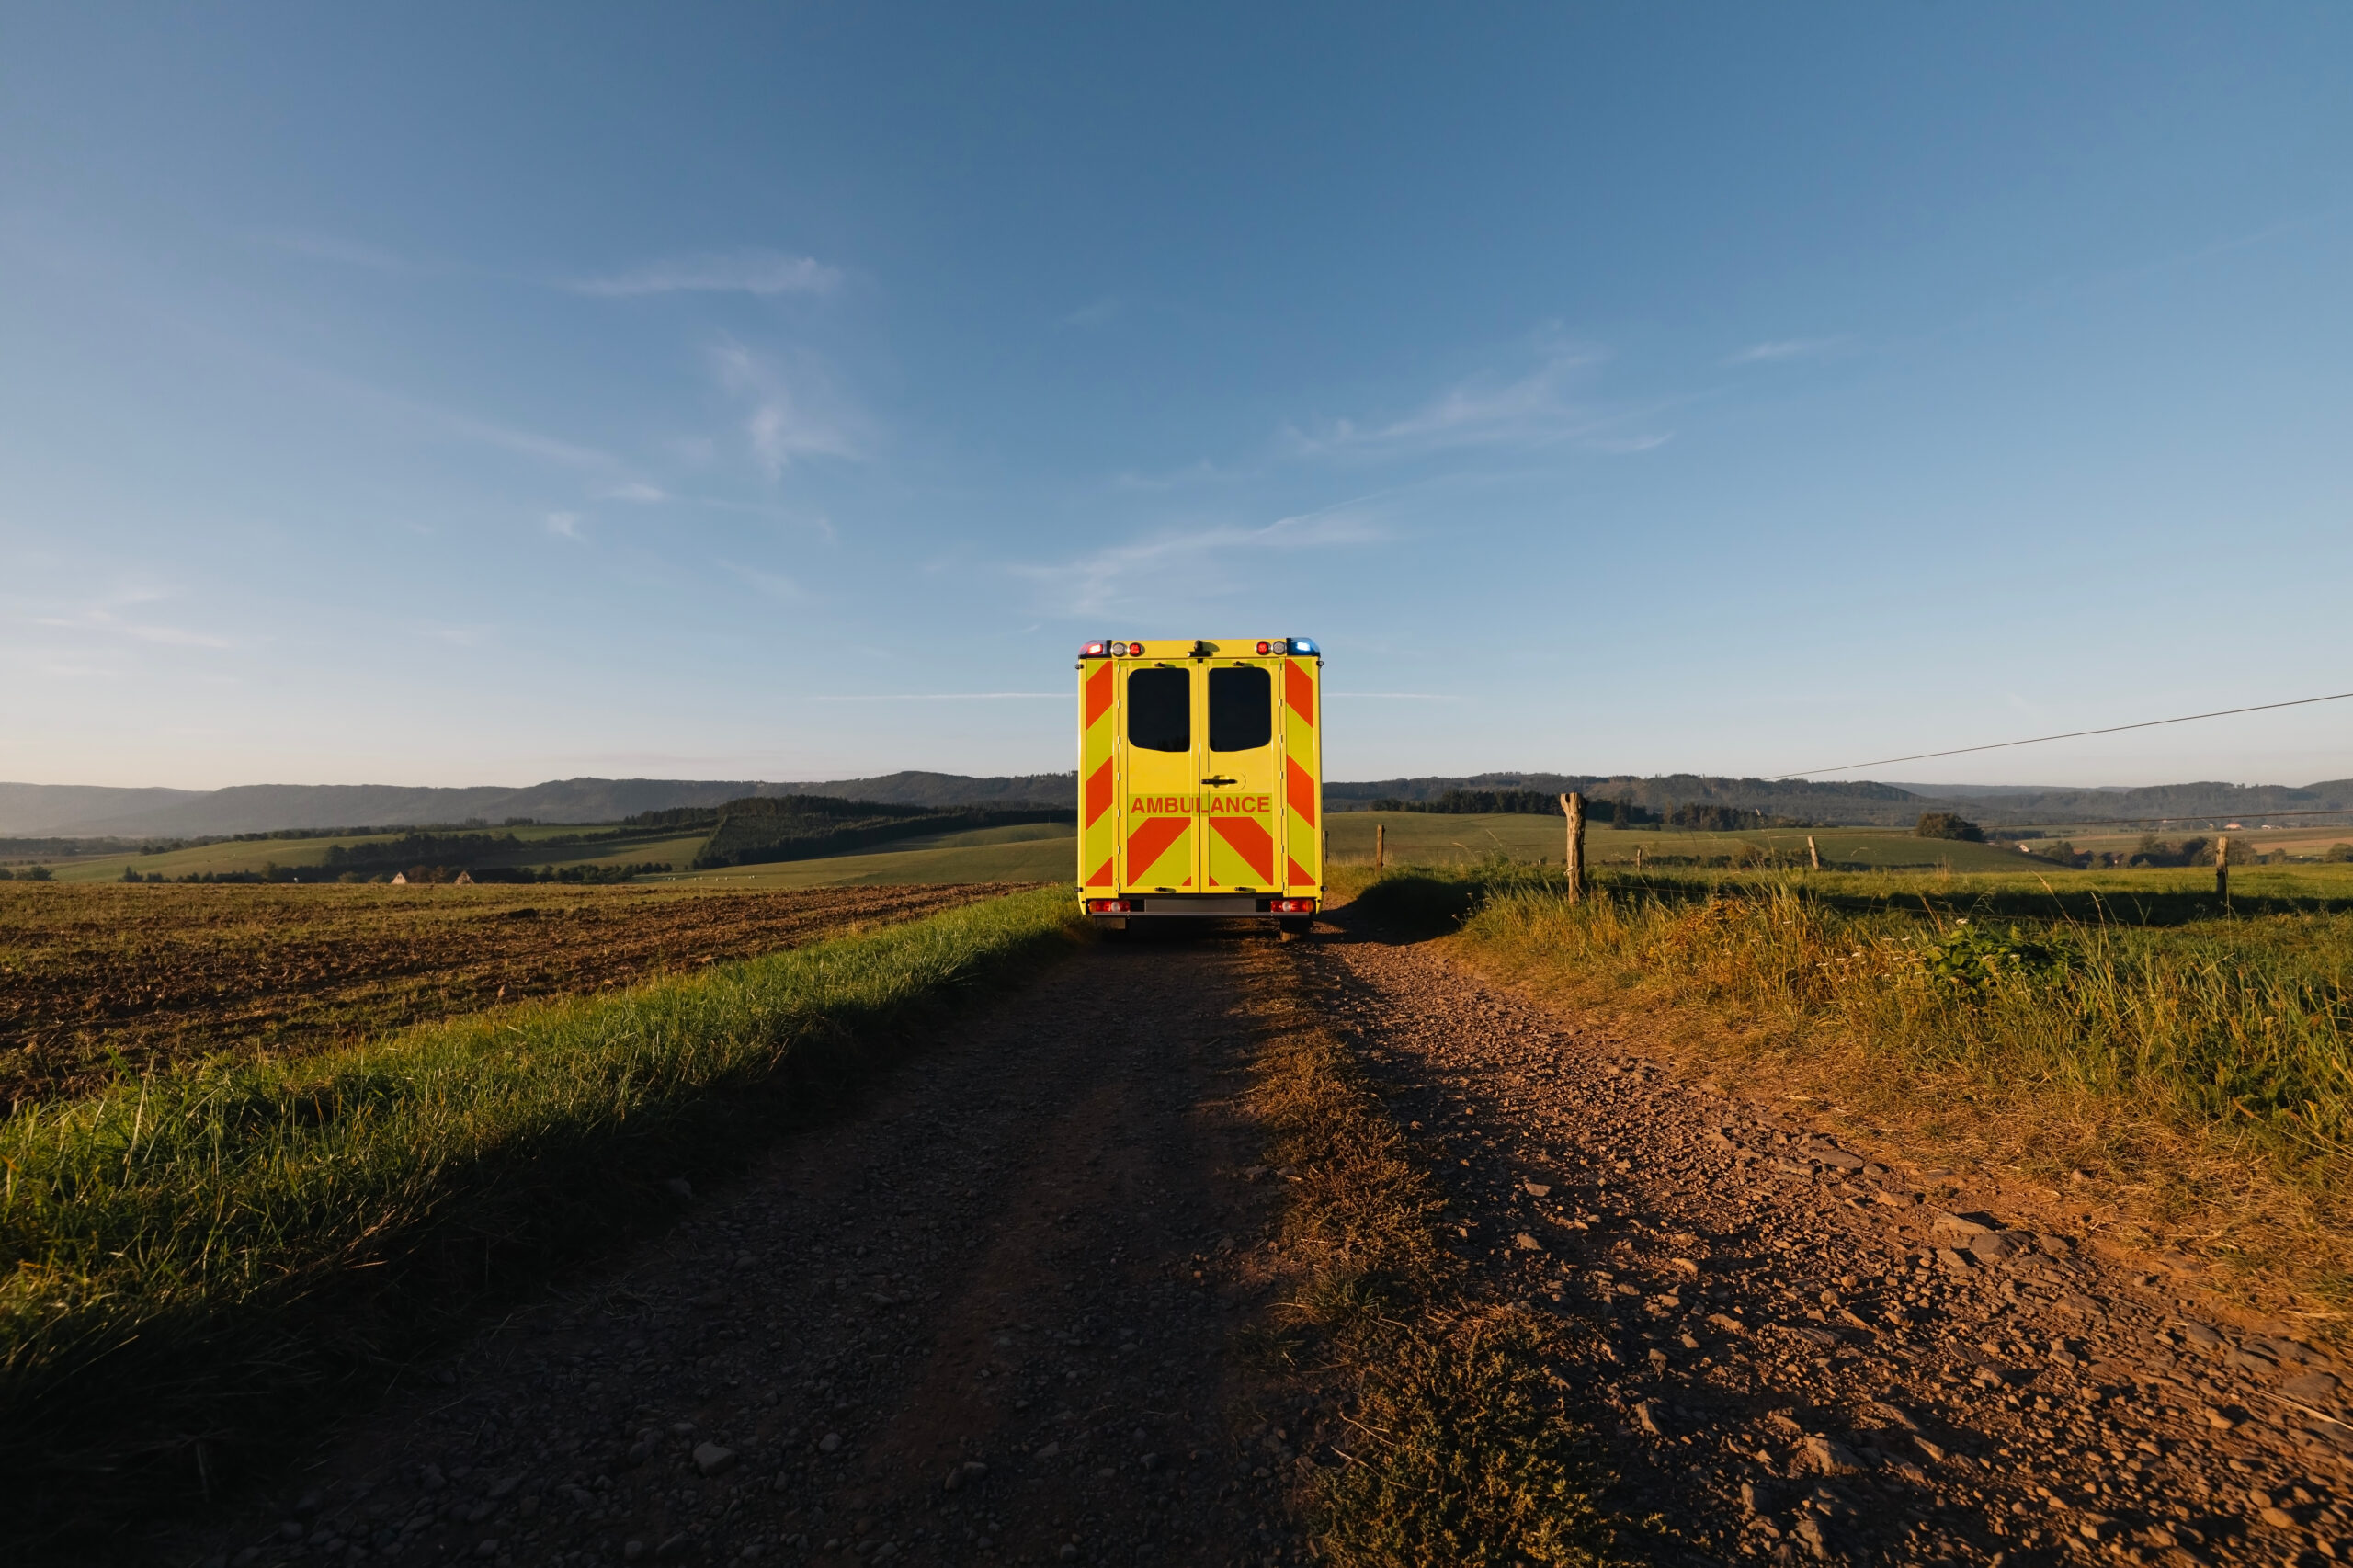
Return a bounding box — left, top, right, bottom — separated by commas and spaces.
6, 770, 2350, 838
0, 772, 1079, 838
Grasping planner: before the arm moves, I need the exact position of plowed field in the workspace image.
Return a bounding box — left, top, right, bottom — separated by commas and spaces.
0, 881, 1029, 1108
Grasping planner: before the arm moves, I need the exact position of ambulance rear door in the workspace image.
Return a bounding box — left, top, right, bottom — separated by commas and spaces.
1198, 653, 1282, 894
1120, 657, 1197, 892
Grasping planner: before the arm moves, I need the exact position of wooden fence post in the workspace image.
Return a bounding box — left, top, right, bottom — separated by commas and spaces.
1374, 823, 1385, 873
2215, 834, 2229, 904
1807, 835, 1821, 871
1561, 791, 1586, 902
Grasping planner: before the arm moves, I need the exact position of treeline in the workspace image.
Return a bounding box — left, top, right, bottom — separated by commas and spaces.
627, 793, 939, 831
1363, 788, 1602, 817
1358, 790, 1811, 831
692, 798, 1073, 870
321, 831, 532, 871
313, 826, 672, 875
1, 837, 138, 859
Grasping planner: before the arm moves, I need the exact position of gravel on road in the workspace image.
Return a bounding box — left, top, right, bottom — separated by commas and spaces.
184, 935, 1315, 1568
1297, 916, 2353, 1566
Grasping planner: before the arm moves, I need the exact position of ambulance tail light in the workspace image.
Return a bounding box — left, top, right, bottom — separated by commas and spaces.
1255, 640, 1271, 654
1087, 898, 1134, 915
1270, 898, 1316, 915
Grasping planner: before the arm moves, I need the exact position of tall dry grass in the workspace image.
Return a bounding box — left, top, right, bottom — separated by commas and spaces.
1463, 876, 2353, 1172
1338, 863, 2353, 1317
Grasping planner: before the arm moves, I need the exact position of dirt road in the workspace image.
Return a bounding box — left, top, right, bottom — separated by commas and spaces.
184, 915, 2353, 1568
183, 936, 1312, 1568
1300, 920, 2353, 1566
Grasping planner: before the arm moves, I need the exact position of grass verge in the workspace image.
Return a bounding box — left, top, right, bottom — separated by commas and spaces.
1352, 861, 2353, 1325
0, 886, 1084, 1550
1241, 949, 1628, 1567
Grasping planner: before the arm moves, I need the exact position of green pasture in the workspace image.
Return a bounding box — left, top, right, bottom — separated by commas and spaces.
648, 820, 1077, 889
1322, 812, 2038, 871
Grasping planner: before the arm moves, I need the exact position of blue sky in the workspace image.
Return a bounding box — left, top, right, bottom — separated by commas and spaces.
5, 4, 2350, 790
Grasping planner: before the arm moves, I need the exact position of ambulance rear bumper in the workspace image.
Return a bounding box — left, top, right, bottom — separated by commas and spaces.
1084, 895, 1316, 920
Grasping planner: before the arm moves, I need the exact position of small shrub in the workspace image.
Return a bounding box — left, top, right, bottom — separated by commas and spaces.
1915, 918, 2066, 992
1915, 812, 1984, 843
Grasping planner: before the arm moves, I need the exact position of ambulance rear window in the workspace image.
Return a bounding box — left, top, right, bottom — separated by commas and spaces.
1209, 666, 1271, 752
1128, 668, 1190, 752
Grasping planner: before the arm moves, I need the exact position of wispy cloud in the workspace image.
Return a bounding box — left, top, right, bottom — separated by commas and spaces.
1723, 335, 1847, 365
1282, 338, 1667, 460
545, 511, 583, 540
29, 588, 236, 650
719, 560, 803, 601
600, 482, 668, 503
712, 341, 868, 479
1017, 504, 1383, 618
1061, 297, 1122, 329
572, 251, 842, 299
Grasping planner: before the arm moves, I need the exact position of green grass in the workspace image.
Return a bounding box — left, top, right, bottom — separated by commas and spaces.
1324, 812, 2040, 871
0, 887, 1085, 1548
648, 820, 1076, 889
1354, 860, 2353, 1307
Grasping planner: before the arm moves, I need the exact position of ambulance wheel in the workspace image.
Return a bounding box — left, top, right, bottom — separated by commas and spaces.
1278, 916, 1313, 938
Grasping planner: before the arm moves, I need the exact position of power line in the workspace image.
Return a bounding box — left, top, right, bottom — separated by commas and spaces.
1773, 688, 2353, 781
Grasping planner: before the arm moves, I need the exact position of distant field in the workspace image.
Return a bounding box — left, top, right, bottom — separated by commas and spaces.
29, 823, 705, 884
1324, 812, 2038, 871
0, 881, 1017, 1104
650, 820, 1075, 889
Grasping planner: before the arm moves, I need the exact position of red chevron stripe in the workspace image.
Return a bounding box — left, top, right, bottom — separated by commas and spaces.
1084, 755, 1114, 827
1286, 759, 1316, 828
1084, 661, 1115, 730
1288, 857, 1313, 886
1208, 813, 1275, 884
1086, 856, 1116, 887
1285, 659, 1313, 723
1127, 816, 1189, 882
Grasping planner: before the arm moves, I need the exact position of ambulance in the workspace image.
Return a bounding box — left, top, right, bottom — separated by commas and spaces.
1074, 636, 1324, 934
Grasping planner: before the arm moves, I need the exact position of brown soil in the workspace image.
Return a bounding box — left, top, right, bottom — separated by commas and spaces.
177, 931, 1317, 1568
1298, 913, 2353, 1565
0, 882, 1020, 1107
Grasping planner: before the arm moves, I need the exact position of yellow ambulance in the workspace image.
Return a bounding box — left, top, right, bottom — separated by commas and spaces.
1075, 636, 1324, 933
